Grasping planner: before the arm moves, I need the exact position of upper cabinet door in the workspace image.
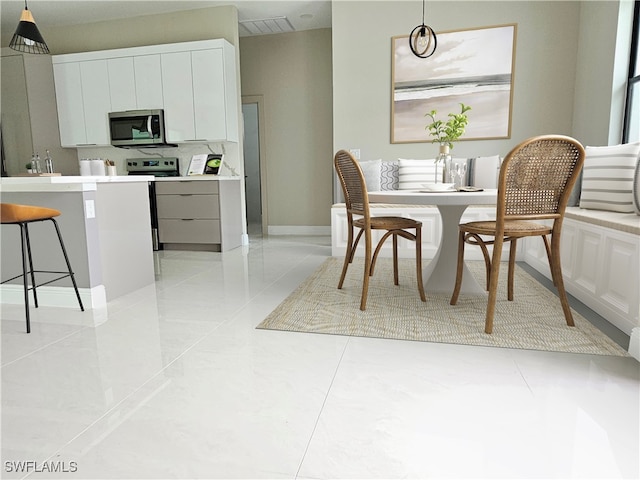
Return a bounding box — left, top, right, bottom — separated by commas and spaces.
134, 54, 163, 109
53, 62, 87, 147
161, 51, 195, 142
192, 49, 227, 142
80, 60, 111, 145
108, 57, 136, 112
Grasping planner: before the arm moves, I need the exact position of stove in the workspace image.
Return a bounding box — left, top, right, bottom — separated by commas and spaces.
126, 157, 180, 177
126, 157, 179, 251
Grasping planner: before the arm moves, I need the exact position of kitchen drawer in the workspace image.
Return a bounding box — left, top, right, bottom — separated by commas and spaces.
158, 219, 221, 243
156, 194, 220, 219
156, 180, 219, 195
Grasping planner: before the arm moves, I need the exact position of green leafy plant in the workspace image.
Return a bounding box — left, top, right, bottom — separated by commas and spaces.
425, 103, 472, 148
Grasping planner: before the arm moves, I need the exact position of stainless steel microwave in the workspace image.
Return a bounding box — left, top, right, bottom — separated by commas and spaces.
108, 109, 175, 148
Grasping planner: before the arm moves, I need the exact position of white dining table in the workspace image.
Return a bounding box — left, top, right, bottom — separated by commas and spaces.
367, 189, 498, 294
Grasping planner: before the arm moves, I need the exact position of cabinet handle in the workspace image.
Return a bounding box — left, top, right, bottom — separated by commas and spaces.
181, 218, 195, 221
179, 194, 193, 196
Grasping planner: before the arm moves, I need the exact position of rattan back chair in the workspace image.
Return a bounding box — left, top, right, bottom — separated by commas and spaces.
449, 135, 585, 333
334, 150, 426, 310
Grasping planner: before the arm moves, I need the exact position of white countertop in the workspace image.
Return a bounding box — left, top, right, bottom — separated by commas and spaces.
0, 175, 154, 192
0, 174, 242, 192
154, 175, 241, 182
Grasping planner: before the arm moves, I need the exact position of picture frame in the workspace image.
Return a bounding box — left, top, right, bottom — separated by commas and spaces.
391, 24, 517, 144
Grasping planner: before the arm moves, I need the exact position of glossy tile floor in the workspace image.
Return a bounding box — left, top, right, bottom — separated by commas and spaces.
1, 235, 639, 479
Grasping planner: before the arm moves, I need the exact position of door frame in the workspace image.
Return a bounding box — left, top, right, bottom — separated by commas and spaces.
241, 95, 268, 236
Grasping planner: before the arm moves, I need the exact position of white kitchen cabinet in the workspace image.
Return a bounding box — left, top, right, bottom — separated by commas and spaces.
52, 62, 86, 146
53, 59, 111, 146
160, 51, 196, 142
80, 60, 111, 145
134, 54, 163, 109
161, 47, 238, 142
107, 57, 136, 111
52, 39, 239, 146
192, 49, 231, 142
106, 55, 163, 112
155, 178, 242, 252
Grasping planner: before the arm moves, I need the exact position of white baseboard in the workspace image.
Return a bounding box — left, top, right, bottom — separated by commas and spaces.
267, 226, 331, 236
0, 284, 107, 310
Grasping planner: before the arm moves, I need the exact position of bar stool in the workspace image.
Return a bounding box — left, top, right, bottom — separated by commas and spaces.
0, 203, 84, 333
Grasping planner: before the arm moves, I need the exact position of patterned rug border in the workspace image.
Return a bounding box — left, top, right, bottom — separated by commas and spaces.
257, 257, 629, 357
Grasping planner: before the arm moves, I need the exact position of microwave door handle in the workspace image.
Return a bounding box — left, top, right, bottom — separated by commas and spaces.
147, 116, 153, 138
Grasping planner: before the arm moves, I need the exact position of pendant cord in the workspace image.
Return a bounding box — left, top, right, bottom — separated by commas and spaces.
422, 0, 425, 25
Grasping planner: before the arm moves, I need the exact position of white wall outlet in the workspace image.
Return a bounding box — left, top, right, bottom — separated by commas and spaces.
349, 149, 361, 160
85, 200, 95, 219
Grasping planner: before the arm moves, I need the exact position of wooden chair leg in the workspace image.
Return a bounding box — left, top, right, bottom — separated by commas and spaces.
415, 226, 426, 302
360, 227, 372, 311
550, 234, 574, 327
542, 235, 556, 286
338, 223, 355, 289
467, 233, 491, 290
392, 233, 399, 285
507, 239, 517, 301
450, 230, 466, 305
371, 230, 393, 276
485, 236, 505, 334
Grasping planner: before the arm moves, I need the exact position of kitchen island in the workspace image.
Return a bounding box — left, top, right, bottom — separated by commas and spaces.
0, 176, 155, 309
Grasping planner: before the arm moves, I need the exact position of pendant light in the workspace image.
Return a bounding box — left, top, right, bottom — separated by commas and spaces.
9, 0, 50, 54
409, 0, 437, 58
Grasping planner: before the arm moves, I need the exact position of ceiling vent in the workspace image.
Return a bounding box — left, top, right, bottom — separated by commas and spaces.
239, 16, 295, 36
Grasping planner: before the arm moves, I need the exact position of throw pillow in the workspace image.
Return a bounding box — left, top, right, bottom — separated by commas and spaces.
398, 158, 442, 190
380, 161, 399, 190
468, 155, 501, 189
358, 159, 381, 192
579, 142, 640, 213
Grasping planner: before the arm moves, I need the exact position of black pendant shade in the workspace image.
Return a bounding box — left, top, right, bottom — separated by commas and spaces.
9, 5, 50, 54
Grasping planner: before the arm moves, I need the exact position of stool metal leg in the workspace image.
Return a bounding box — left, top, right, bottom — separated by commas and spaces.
23, 222, 39, 308
51, 219, 84, 312
19, 223, 31, 334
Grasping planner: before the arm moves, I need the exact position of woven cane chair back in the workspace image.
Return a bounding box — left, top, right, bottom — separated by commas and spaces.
499, 136, 585, 221
334, 150, 369, 218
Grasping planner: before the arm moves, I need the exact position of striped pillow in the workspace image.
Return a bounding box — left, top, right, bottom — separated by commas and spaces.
398, 158, 443, 190
579, 143, 640, 213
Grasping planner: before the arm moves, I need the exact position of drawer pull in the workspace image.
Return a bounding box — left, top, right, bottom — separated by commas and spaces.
179, 194, 193, 196
181, 218, 195, 221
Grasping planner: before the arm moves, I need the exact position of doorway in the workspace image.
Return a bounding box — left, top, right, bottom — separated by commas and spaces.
242, 96, 267, 236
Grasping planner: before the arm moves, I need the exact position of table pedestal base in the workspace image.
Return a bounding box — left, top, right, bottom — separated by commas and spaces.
423, 205, 487, 295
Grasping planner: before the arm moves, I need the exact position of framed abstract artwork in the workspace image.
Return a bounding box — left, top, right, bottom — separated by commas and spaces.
391, 24, 517, 144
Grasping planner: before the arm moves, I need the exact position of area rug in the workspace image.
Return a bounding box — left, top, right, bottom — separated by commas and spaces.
257, 257, 629, 356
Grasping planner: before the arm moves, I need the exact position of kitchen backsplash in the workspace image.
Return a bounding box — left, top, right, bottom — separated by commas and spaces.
73, 142, 240, 177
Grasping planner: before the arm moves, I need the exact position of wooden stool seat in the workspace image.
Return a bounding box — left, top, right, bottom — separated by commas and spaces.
1, 204, 61, 224
1, 203, 84, 333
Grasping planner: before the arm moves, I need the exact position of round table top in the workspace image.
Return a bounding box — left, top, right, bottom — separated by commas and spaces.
367, 189, 498, 206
